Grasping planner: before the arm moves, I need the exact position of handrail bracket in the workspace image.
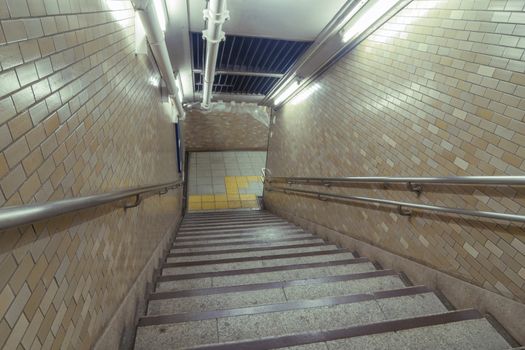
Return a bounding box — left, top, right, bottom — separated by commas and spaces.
398, 205, 412, 216
124, 194, 143, 210
408, 182, 422, 197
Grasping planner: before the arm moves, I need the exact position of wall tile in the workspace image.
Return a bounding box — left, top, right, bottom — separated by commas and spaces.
266, 0, 525, 303
0, 2, 182, 348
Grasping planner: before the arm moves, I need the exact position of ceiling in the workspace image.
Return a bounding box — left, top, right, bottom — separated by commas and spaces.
166, 0, 349, 103
188, 0, 348, 41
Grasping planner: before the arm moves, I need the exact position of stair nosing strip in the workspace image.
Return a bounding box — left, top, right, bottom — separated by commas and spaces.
172, 236, 321, 249
167, 242, 327, 257
156, 257, 369, 281
176, 227, 303, 237
174, 232, 312, 243
138, 285, 431, 326
179, 223, 293, 232
180, 219, 285, 226
183, 219, 278, 224
163, 249, 348, 268
182, 309, 483, 350
150, 269, 398, 300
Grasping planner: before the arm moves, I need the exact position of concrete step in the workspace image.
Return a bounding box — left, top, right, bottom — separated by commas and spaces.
175, 226, 304, 237
179, 222, 293, 233
134, 286, 447, 349
179, 312, 509, 350
180, 218, 286, 228
161, 251, 355, 276
167, 243, 337, 263
172, 236, 323, 252
184, 210, 267, 218
181, 218, 281, 227
173, 229, 308, 243
156, 258, 375, 292
147, 270, 405, 315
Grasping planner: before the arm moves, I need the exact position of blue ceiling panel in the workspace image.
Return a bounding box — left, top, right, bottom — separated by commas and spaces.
191, 32, 311, 96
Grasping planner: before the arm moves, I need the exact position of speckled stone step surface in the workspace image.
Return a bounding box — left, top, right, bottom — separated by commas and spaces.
147, 270, 406, 315
133, 210, 513, 350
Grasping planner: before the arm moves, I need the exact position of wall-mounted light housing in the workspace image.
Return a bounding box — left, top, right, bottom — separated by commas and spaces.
274, 79, 301, 106
341, 0, 399, 43
153, 0, 167, 32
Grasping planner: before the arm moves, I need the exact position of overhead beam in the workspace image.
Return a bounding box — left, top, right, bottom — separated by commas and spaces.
193, 69, 283, 79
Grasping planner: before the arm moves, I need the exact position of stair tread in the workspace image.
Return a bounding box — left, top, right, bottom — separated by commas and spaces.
172, 236, 323, 251
173, 230, 309, 243
161, 251, 356, 276
148, 272, 405, 315
135, 288, 447, 349
167, 244, 337, 262
133, 211, 511, 350
156, 260, 376, 292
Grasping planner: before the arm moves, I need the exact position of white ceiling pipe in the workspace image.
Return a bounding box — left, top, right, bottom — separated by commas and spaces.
201, 0, 229, 109
134, 1, 185, 119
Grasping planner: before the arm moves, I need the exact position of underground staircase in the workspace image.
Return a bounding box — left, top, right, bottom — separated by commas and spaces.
133, 210, 515, 349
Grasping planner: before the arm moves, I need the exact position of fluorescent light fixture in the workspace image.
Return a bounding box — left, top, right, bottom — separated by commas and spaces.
341, 0, 398, 43
149, 75, 160, 87
290, 83, 321, 105
274, 80, 300, 106
153, 0, 167, 32
340, 0, 368, 27
135, 12, 147, 54
176, 74, 183, 102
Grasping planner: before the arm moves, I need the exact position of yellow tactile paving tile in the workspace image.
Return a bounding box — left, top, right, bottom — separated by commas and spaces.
240, 194, 257, 201
202, 202, 215, 210
188, 202, 202, 210
228, 200, 242, 209
242, 200, 258, 208
214, 194, 228, 202
188, 195, 201, 203
201, 195, 215, 202
189, 175, 262, 212
215, 201, 228, 209
236, 176, 248, 188
227, 194, 240, 201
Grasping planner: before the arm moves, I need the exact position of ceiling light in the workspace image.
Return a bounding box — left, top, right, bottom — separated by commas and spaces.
290, 84, 321, 105
274, 80, 300, 106
340, 0, 368, 27
341, 0, 398, 43
153, 0, 167, 32
176, 74, 183, 102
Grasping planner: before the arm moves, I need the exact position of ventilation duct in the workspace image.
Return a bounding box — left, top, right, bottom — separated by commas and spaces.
201, 0, 230, 109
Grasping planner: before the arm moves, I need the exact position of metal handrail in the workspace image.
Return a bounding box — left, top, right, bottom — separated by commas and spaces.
267, 175, 525, 186
0, 180, 183, 231
267, 186, 525, 224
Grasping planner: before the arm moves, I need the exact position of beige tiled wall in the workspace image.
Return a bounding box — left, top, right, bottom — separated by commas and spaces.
183, 110, 269, 151
0, 0, 181, 348
265, 0, 525, 303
